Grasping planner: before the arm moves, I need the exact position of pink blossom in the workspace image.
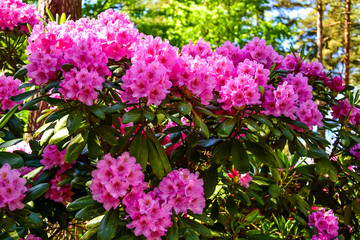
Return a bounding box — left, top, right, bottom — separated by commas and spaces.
0, 163, 27, 211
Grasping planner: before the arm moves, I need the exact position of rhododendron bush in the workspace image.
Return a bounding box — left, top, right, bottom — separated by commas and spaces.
1, 1, 360, 240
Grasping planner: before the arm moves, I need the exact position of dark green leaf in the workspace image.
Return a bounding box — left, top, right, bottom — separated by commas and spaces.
212, 141, 231, 164
245, 209, 260, 224
0, 152, 24, 168
122, 108, 141, 124
0, 104, 20, 129
22, 97, 44, 110
10, 89, 37, 102
13, 67, 28, 79
45, 108, 73, 123
97, 125, 117, 146
193, 111, 209, 138
146, 129, 171, 175
23, 183, 50, 203
217, 117, 237, 138
231, 140, 250, 173
269, 184, 280, 198
129, 133, 148, 170
65, 131, 88, 163
88, 129, 102, 158
67, 196, 96, 212
0, 138, 22, 149
204, 165, 218, 198
178, 101, 192, 116
182, 218, 212, 237
197, 138, 222, 148
97, 209, 119, 240
75, 204, 105, 221
88, 105, 106, 120
225, 195, 238, 215
67, 108, 83, 134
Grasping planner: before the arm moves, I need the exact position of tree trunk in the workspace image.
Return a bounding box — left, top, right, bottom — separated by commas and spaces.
25, 0, 82, 142
38, 0, 82, 22
344, 0, 351, 85
317, 0, 323, 63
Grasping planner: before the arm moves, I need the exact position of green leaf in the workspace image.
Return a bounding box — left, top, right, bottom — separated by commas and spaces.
231, 140, 250, 173
225, 195, 238, 215
187, 212, 214, 226
146, 129, 171, 175
204, 165, 218, 198
10, 89, 37, 102
147, 138, 167, 179
75, 204, 105, 221
23, 183, 50, 203
0, 152, 24, 168
97, 208, 119, 240
67, 196, 96, 212
315, 159, 338, 182
294, 138, 307, 157
96, 125, 117, 145
0, 138, 22, 149
45, 108, 73, 123
251, 115, 273, 127
129, 133, 148, 170
49, 128, 70, 145
80, 227, 99, 240
59, 12, 66, 24
166, 219, 179, 240
40, 81, 61, 94
67, 108, 84, 134
122, 108, 141, 124
245, 141, 283, 168
248, 189, 265, 206
106, 103, 128, 113
182, 218, 212, 237
88, 129, 102, 158
183, 229, 199, 240
193, 111, 210, 138
269, 184, 280, 198
178, 101, 192, 116
279, 123, 294, 141
46, 8, 55, 21
212, 141, 231, 164
22, 96, 44, 110
85, 215, 104, 229
0, 104, 20, 129
88, 105, 106, 120
245, 209, 260, 224
13, 67, 28, 79
65, 131, 88, 163
217, 117, 237, 138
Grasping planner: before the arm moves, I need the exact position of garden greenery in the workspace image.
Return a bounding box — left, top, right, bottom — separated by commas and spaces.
0, 0, 360, 239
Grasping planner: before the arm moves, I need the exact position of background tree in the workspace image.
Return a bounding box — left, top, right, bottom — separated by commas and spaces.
82, 0, 294, 51
38, 0, 82, 21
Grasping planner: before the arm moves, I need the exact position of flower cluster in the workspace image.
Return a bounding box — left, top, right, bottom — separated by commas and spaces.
280, 53, 323, 78
308, 209, 339, 240
154, 168, 206, 214
0, 163, 27, 211
123, 191, 172, 240
332, 99, 360, 125
323, 75, 345, 92
227, 167, 253, 188
0, 0, 40, 31
90, 152, 146, 210
350, 144, 360, 160
41, 145, 74, 204
0, 75, 24, 112
27, 9, 139, 105
122, 36, 176, 105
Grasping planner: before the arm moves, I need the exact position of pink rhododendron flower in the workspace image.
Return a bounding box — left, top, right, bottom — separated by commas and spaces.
90, 152, 146, 210
20, 234, 42, 240
0, 75, 24, 112
350, 144, 360, 160
0, 163, 27, 211
228, 167, 252, 188
308, 209, 339, 240
0, 0, 40, 31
